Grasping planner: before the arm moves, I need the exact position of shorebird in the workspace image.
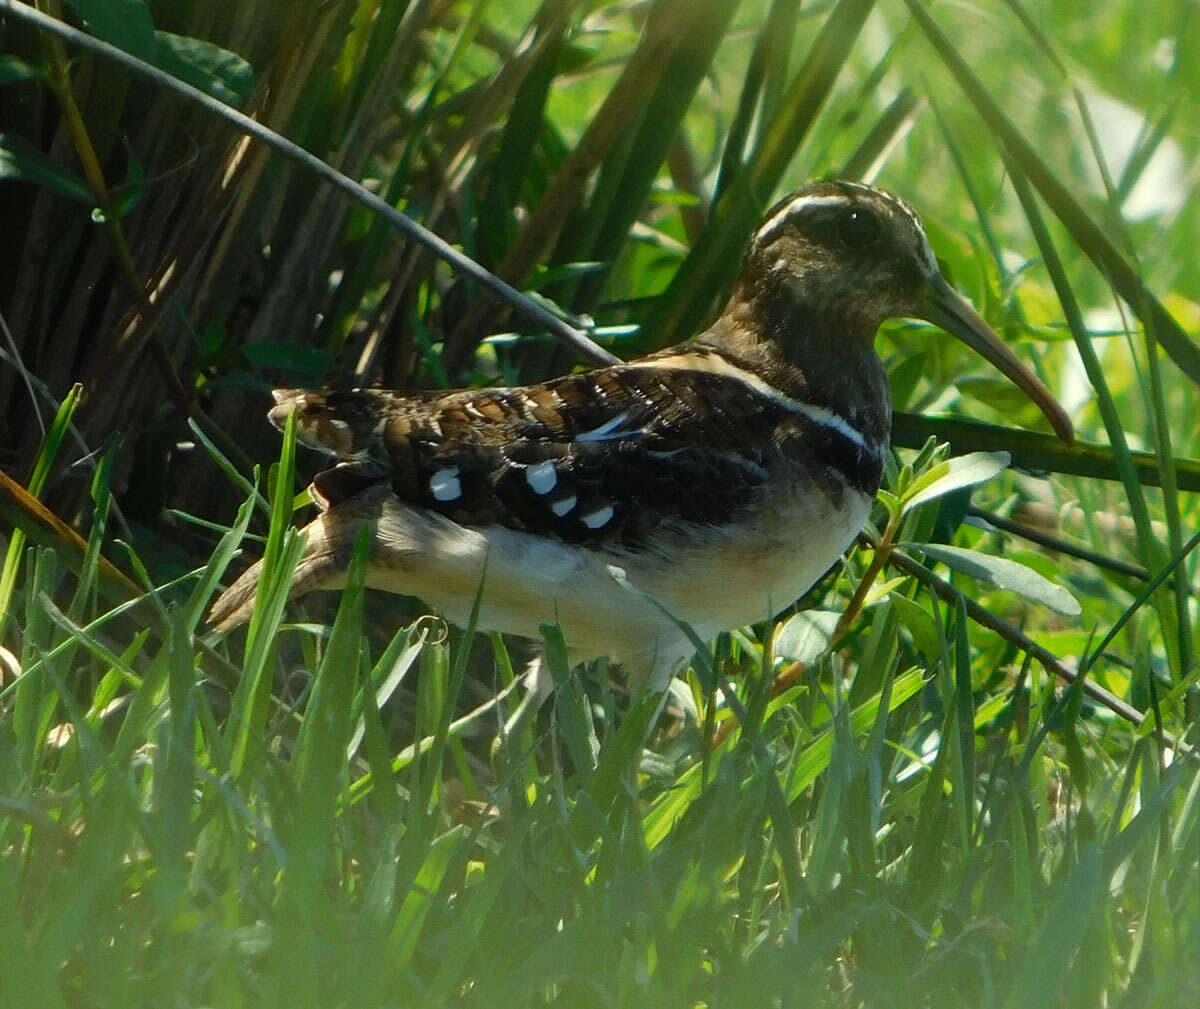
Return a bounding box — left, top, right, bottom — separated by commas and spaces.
209, 180, 1072, 711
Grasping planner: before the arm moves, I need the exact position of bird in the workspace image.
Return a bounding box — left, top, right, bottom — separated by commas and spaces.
208, 180, 1073, 710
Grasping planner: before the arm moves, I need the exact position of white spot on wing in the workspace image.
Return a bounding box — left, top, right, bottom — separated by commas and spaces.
580, 503, 614, 529
429, 467, 462, 501
550, 494, 577, 517
525, 460, 557, 494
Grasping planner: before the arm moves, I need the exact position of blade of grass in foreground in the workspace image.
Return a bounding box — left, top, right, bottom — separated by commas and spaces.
268, 525, 370, 1006
901, 0, 1200, 386
641, 0, 878, 349
225, 406, 302, 776
642, 668, 925, 849
891, 413, 1200, 492
0, 384, 80, 637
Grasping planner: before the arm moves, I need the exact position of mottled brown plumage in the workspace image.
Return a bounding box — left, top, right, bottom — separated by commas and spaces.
208, 180, 1071, 698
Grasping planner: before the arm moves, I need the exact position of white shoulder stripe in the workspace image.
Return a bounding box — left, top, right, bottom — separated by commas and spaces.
789, 402, 871, 453
624, 354, 877, 455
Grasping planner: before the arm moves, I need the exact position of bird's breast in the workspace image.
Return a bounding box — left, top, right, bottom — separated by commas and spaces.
624, 475, 874, 634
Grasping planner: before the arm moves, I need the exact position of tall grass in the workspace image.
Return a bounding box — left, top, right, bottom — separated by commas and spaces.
1, 1, 1199, 1005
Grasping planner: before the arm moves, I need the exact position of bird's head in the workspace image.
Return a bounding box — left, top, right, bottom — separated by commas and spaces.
735, 179, 1073, 444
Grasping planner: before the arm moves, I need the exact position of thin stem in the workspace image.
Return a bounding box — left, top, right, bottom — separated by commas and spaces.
3, 0, 618, 369
34, 1, 253, 472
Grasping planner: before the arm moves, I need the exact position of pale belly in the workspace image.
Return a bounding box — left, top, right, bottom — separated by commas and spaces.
366, 482, 873, 687
632, 484, 873, 634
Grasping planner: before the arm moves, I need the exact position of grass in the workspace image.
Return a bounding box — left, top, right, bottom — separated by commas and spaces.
2, 1, 1200, 1006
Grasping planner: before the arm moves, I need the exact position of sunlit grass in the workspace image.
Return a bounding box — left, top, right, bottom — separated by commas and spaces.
1, 1, 1199, 1006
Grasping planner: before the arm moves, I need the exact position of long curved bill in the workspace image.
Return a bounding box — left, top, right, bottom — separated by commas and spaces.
919, 275, 1074, 445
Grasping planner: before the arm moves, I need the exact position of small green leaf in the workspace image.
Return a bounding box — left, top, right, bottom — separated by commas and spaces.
876, 489, 901, 519
107, 135, 146, 220
909, 542, 1081, 617
0, 132, 93, 202
242, 341, 334, 378
889, 592, 942, 661
888, 351, 927, 411
0, 55, 45, 85
903, 450, 1010, 513
957, 376, 1043, 418
153, 31, 255, 107
775, 610, 840, 664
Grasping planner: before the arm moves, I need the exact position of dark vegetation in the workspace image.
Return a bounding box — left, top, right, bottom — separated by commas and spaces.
1, 1, 1199, 1006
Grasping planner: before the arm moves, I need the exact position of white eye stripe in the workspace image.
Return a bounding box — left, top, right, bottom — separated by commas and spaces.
429, 467, 462, 501
753, 195, 853, 247
753, 185, 934, 271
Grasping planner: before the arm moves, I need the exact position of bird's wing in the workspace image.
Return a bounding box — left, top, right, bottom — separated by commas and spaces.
273, 346, 820, 545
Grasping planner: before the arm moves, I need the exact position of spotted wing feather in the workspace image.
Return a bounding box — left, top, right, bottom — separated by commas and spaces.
274, 350, 810, 545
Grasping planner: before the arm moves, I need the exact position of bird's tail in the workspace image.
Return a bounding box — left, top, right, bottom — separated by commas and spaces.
207, 510, 359, 633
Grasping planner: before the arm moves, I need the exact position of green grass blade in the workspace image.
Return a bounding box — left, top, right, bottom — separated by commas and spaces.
714, 0, 800, 200
902, 0, 1200, 386
0, 383, 79, 637
640, 0, 877, 349
569, 0, 740, 312
225, 407, 302, 776
892, 413, 1200, 491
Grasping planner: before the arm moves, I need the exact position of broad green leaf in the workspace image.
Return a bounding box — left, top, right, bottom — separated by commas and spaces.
153, 31, 255, 107
0, 55, 45, 84
861, 575, 909, 609
63, 0, 157, 61
0, 132, 92, 202
903, 450, 1009, 512
889, 591, 941, 661
909, 542, 1081, 617
242, 340, 335, 378
774, 609, 840, 664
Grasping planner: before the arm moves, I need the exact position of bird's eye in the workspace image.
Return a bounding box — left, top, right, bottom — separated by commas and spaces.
837, 209, 880, 248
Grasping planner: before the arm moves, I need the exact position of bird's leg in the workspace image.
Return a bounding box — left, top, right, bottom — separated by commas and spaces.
499, 653, 554, 746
